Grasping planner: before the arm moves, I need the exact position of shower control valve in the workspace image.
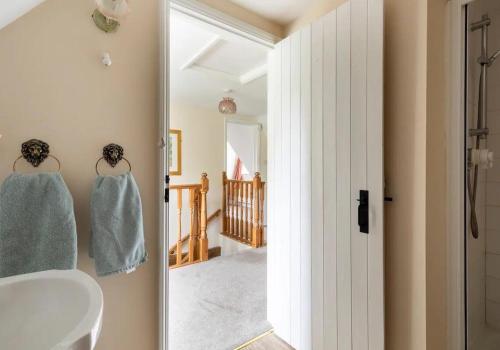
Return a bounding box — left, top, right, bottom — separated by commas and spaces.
470, 149, 494, 169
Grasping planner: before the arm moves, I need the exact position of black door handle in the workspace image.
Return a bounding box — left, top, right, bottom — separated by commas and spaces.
358, 190, 369, 234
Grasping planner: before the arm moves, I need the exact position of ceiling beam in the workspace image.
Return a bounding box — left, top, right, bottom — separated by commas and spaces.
239, 64, 267, 85
180, 36, 222, 71
189, 65, 241, 83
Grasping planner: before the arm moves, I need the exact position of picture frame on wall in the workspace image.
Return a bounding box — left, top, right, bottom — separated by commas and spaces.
169, 129, 182, 176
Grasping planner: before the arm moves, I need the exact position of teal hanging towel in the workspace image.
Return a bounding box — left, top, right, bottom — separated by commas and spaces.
0, 173, 77, 278
90, 172, 147, 276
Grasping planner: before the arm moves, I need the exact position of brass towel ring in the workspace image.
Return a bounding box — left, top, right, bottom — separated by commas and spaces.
13, 155, 62, 172
12, 139, 61, 172
95, 143, 132, 175
95, 156, 132, 175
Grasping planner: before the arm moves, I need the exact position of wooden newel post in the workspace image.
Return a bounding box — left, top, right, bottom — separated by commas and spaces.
252, 172, 262, 248
222, 171, 227, 233
188, 188, 196, 263
199, 173, 209, 261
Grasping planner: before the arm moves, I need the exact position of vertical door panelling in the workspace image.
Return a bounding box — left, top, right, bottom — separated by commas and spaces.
336, 3, 352, 349
267, 1, 383, 349
290, 31, 302, 348
311, 17, 325, 350
299, 25, 312, 350
280, 37, 292, 342
367, 0, 384, 348
323, 9, 339, 350
351, 0, 369, 349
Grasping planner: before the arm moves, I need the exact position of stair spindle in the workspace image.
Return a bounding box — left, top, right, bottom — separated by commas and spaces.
176, 189, 183, 265
199, 173, 209, 261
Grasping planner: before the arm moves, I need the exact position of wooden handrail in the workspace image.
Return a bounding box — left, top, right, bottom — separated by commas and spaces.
169, 184, 201, 190
221, 172, 265, 248
208, 209, 221, 223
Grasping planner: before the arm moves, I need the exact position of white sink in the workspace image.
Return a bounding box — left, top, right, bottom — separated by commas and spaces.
0, 270, 103, 350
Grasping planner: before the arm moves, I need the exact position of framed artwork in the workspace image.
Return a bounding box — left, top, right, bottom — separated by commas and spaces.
169, 129, 182, 176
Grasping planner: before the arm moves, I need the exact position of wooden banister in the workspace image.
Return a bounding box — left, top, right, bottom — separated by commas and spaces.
169, 173, 210, 269
168, 209, 221, 255
199, 173, 209, 261
221, 172, 265, 248
208, 209, 221, 224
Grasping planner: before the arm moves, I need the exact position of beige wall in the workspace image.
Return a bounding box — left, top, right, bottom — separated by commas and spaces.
169, 102, 226, 249
426, 0, 448, 349
0, 0, 159, 349
285, 0, 347, 34
384, 1, 428, 349
287, 0, 429, 349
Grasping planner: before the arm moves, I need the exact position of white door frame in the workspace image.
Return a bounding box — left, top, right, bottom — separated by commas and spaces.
448, 1, 474, 349
158, 1, 169, 350
158, 2, 279, 349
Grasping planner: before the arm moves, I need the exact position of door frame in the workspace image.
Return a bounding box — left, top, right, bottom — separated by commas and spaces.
158, 2, 279, 349
448, 1, 474, 349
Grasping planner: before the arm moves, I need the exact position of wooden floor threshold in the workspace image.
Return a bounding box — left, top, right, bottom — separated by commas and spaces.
234, 330, 274, 350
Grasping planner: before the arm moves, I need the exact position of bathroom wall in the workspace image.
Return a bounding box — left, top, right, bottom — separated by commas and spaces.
425, 1, 449, 349
0, 0, 159, 349
168, 102, 266, 255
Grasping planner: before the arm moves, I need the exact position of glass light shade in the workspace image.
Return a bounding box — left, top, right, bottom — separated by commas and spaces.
218, 97, 237, 114
95, 0, 130, 20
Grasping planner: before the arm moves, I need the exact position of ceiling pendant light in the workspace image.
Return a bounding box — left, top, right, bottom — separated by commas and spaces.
219, 90, 237, 115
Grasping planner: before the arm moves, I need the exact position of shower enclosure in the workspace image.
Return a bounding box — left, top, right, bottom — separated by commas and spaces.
466, 1, 500, 349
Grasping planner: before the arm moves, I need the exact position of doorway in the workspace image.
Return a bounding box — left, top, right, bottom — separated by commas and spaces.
166, 2, 275, 349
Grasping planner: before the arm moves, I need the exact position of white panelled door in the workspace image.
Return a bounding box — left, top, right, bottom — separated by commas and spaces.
267, 0, 384, 349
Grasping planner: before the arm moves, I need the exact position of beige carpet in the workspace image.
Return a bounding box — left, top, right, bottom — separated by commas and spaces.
168, 248, 271, 350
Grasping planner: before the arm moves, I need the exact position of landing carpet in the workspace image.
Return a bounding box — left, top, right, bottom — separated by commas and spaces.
169, 248, 271, 350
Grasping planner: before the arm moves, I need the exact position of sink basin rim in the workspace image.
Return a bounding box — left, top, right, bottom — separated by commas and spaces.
0, 269, 103, 350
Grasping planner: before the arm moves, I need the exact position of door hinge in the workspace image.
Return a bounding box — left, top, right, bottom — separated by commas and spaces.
358, 190, 369, 234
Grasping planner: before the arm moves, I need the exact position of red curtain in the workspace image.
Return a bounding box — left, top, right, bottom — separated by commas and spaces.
232, 157, 243, 180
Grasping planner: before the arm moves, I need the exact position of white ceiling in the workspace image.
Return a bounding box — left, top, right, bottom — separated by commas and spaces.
228, 0, 319, 25
0, 0, 46, 31
170, 11, 270, 117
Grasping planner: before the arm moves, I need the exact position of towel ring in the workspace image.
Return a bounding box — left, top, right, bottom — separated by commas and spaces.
12, 139, 61, 172
95, 143, 132, 175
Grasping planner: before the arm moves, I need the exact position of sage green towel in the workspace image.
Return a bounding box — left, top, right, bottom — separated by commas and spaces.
0, 173, 77, 278
90, 172, 147, 277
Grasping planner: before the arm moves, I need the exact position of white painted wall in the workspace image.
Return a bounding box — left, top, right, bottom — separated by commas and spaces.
0, 0, 46, 31
267, 1, 384, 349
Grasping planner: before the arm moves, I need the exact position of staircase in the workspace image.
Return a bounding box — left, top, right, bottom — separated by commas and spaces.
221, 172, 266, 248
169, 173, 216, 269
